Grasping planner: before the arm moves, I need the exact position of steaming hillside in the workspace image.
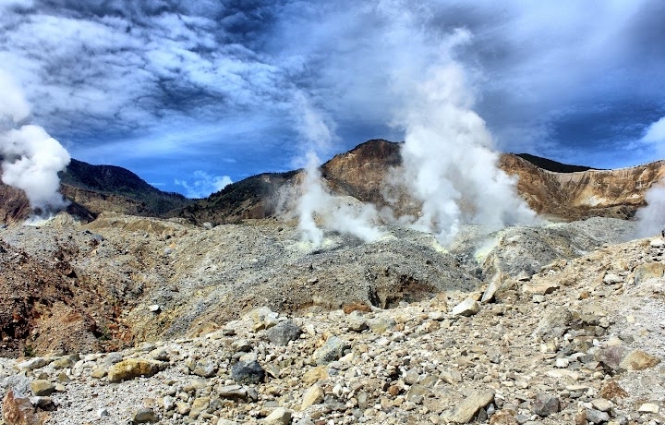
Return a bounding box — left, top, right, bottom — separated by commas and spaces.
169, 139, 665, 224
1, 140, 663, 227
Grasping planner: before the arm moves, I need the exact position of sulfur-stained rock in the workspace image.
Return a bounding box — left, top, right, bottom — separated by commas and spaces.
633, 262, 665, 285
29, 380, 55, 397
599, 380, 628, 400
300, 385, 324, 410
107, 359, 164, 383
489, 409, 518, 425
264, 407, 291, 424
619, 350, 660, 371
188, 397, 210, 419
302, 367, 328, 385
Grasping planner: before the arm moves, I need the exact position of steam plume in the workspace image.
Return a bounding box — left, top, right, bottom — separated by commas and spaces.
387, 29, 537, 244
293, 93, 382, 247
0, 70, 70, 213
635, 182, 665, 238
635, 116, 665, 238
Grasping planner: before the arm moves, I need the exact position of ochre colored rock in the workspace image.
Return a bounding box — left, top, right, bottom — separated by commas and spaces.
2, 390, 42, 425
107, 358, 164, 383
619, 350, 660, 371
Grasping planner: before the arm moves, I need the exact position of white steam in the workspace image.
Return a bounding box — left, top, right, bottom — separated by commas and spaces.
291, 9, 537, 246
393, 61, 537, 243
0, 70, 70, 213
383, 27, 537, 244
293, 93, 382, 247
636, 182, 665, 238
635, 116, 665, 238
642, 116, 665, 144
297, 151, 327, 246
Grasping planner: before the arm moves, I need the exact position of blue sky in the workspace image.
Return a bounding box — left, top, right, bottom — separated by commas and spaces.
1, 0, 664, 197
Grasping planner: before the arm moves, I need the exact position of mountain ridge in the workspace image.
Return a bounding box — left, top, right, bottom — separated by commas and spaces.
1, 140, 663, 225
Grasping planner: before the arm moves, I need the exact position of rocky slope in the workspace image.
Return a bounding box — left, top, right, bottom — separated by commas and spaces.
59, 159, 192, 216
0, 158, 192, 224
1, 141, 665, 424
0, 213, 664, 424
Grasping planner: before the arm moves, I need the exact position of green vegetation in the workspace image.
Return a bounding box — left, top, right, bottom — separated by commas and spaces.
59, 159, 193, 215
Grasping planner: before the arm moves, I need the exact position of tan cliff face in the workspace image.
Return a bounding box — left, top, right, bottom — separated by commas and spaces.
499, 154, 665, 220
310, 140, 665, 222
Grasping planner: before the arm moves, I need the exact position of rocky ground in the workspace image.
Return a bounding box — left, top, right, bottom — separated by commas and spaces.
0, 213, 664, 424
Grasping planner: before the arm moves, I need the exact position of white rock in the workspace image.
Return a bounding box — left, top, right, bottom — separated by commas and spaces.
545, 369, 580, 380
555, 358, 570, 368
428, 311, 446, 321
638, 403, 659, 413
17, 358, 48, 372
264, 407, 291, 424
451, 299, 481, 316
650, 238, 665, 248
591, 398, 613, 412
603, 273, 622, 284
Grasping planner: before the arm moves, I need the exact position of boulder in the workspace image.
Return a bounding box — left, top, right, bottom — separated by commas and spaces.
451, 299, 481, 317
2, 390, 40, 425
312, 336, 350, 365
266, 321, 302, 346
300, 385, 324, 410
619, 350, 660, 371
445, 390, 494, 423
231, 360, 265, 385
532, 393, 560, 417
107, 359, 164, 383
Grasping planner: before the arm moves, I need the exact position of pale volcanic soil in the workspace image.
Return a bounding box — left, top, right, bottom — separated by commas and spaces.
1, 213, 664, 425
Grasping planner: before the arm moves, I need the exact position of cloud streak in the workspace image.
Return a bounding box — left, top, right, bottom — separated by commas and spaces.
174, 170, 232, 199
0, 0, 663, 193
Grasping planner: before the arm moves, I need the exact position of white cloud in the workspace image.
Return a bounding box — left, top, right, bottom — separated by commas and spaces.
174, 171, 232, 199
1, 0, 664, 190
0, 70, 30, 123
642, 117, 665, 144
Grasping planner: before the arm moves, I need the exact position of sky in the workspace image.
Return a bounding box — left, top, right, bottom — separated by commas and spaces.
1, 0, 664, 198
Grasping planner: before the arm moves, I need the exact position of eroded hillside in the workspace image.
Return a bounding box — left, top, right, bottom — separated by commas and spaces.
0, 213, 664, 425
